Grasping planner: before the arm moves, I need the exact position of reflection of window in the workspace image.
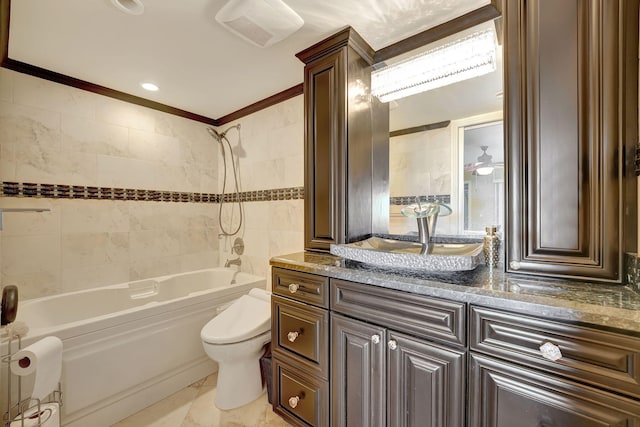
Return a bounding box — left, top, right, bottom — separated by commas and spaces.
463, 182, 469, 230
458, 119, 504, 234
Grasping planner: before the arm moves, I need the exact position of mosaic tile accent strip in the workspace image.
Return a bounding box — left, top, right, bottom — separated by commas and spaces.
3, 182, 451, 208
221, 187, 305, 202
390, 194, 451, 206
1, 182, 305, 203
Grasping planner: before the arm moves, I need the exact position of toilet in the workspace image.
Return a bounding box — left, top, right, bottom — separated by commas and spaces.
200, 287, 272, 410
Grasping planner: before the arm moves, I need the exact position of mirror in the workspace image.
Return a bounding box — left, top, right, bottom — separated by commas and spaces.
381, 19, 504, 238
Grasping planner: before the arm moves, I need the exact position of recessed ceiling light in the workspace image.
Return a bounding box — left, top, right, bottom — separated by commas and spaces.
141, 82, 159, 91
111, 0, 145, 16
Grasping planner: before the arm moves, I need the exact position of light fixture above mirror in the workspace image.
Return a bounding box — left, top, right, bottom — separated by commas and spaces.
371, 27, 497, 103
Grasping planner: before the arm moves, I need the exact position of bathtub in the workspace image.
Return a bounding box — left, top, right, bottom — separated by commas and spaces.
0, 268, 266, 427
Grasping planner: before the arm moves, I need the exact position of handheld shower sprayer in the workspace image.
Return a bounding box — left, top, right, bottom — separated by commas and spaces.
206, 124, 244, 237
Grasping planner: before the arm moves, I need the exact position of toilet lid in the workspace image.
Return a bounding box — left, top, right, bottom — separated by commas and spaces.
201, 294, 271, 344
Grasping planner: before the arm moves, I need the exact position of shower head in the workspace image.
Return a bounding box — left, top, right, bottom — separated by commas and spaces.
206, 125, 244, 156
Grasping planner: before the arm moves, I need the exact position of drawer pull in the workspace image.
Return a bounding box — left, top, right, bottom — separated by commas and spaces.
388, 340, 398, 350
371, 334, 380, 344
539, 342, 563, 361
288, 283, 300, 293
288, 395, 301, 409
287, 331, 300, 342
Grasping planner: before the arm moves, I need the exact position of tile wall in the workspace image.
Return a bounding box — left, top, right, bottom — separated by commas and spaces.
0, 68, 305, 299
389, 125, 456, 235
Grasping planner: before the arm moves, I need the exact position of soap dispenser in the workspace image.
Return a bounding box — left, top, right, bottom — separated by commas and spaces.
483, 226, 500, 269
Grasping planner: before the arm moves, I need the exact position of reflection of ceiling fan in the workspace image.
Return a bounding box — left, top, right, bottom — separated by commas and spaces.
464, 145, 503, 175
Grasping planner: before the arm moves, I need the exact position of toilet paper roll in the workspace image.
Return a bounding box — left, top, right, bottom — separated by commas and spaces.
10, 336, 63, 400
10, 402, 60, 427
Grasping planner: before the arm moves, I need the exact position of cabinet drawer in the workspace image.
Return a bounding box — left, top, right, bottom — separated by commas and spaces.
272, 268, 329, 308
273, 359, 329, 427
272, 295, 329, 378
470, 306, 640, 398
331, 279, 466, 346
469, 354, 640, 426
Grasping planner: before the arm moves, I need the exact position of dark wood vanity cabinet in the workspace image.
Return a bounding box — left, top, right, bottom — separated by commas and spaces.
505, 0, 639, 281
271, 268, 330, 426
331, 315, 466, 427
469, 354, 640, 426
330, 279, 466, 427
271, 269, 467, 426
296, 27, 389, 252
469, 305, 640, 425
271, 264, 640, 426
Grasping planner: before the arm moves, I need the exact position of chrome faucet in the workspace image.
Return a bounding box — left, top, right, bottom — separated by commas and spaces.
224, 257, 242, 268
401, 199, 452, 254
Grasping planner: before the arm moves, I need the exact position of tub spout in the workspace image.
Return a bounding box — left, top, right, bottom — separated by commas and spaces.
224, 257, 241, 268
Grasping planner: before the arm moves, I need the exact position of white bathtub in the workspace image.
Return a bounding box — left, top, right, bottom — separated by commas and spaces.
0, 268, 266, 427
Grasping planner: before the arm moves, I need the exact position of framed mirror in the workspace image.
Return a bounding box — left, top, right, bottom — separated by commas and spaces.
380, 18, 504, 238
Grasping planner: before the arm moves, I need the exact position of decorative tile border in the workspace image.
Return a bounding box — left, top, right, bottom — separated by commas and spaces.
0, 181, 305, 203
221, 187, 305, 202
2, 182, 450, 210
390, 194, 451, 206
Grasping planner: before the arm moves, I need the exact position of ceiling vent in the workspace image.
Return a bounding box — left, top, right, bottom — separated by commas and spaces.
110, 0, 144, 15
215, 0, 304, 48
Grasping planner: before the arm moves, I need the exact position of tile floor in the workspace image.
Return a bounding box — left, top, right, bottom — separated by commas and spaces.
111, 373, 291, 427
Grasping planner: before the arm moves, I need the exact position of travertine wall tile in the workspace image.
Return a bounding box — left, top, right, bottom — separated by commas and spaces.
0, 70, 305, 299
0, 70, 220, 299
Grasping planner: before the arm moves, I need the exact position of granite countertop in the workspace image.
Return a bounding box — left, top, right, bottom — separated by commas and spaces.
270, 252, 640, 335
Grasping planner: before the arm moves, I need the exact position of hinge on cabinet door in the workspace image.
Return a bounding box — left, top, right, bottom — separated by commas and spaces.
635, 143, 640, 176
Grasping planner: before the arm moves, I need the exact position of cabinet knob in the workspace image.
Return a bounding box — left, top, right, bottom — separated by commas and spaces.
288, 395, 301, 409
539, 342, 563, 361
371, 334, 380, 344
388, 340, 398, 350
288, 283, 299, 293
287, 331, 300, 342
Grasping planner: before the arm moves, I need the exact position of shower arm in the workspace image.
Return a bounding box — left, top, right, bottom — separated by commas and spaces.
210, 124, 241, 142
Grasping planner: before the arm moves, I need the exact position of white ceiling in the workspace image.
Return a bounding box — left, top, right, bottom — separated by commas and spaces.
7, 0, 490, 119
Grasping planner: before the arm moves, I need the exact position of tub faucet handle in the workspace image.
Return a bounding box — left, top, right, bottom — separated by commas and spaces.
231, 237, 244, 255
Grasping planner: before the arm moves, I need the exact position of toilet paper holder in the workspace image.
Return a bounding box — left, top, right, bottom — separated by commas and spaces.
2, 334, 63, 427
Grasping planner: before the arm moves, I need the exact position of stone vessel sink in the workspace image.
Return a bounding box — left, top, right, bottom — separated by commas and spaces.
330, 237, 483, 271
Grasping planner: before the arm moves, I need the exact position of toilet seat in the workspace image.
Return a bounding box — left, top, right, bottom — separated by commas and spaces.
201, 291, 271, 345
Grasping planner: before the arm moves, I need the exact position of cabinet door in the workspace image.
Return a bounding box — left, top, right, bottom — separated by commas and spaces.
469, 354, 640, 426
505, 0, 638, 281
331, 313, 385, 427
387, 332, 466, 427
304, 49, 346, 251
